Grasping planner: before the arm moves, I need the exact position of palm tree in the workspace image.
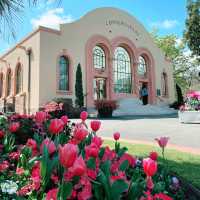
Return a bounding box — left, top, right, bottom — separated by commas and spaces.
0, 0, 60, 40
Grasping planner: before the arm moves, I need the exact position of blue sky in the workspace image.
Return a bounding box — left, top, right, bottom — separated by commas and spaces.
0, 0, 187, 55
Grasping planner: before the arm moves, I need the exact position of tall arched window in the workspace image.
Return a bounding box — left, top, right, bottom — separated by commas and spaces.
162, 72, 168, 97
93, 46, 106, 69
0, 73, 3, 98
113, 47, 132, 93
6, 69, 12, 96
138, 56, 147, 76
16, 64, 22, 94
59, 56, 69, 91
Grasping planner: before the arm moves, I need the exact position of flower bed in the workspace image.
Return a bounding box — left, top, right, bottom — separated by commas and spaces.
179, 91, 200, 123
0, 111, 192, 199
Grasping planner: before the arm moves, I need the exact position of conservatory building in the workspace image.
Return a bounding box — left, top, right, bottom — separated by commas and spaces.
0, 7, 175, 114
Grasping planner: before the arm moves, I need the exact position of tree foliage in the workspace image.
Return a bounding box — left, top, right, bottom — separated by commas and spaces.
151, 31, 200, 94
75, 63, 84, 107
0, 0, 60, 39
184, 0, 200, 57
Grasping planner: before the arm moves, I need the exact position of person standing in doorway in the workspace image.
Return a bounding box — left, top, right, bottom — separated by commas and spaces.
140, 83, 148, 105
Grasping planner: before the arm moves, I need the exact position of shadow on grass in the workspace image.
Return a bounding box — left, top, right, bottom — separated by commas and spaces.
159, 158, 200, 199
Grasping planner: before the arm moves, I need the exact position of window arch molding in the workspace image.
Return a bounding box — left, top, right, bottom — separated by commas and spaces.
113, 46, 132, 94
6, 68, 12, 97
14, 63, 23, 95
111, 37, 137, 95
56, 51, 73, 95
137, 47, 156, 104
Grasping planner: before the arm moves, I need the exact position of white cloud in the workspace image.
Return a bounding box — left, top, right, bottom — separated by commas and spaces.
150, 19, 178, 29
31, 8, 73, 30
47, 0, 56, 4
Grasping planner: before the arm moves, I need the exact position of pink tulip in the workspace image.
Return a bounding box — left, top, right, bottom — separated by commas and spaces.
113, 132, 120, 141
92, 136, 103, 147
59, 143, 78, 168
35, 111, 47, 123
40, 138, 56, 155
74, 128, 88, 141
143, 158, 157, 177
60, 115, 68, 125
46, 188, 58, 200
49, 119, 64, 134
155, 137, 169, 148
69, 156, 86, 177
80, 111, 88, 121
90, 120, 101, 132
9, 122, 20, 133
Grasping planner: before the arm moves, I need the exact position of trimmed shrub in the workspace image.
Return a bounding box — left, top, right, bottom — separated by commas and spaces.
95, 100, 118, 118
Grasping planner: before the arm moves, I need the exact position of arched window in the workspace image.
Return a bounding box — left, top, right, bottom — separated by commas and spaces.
59, 56, 69, 91
138, 56, 147, 76
16, 64, 22, 94
6, 69, 12, 96
162, 72, 168, 96
0, 73, 3, 98
113, 47, 132, 93
93, 46, 106, 69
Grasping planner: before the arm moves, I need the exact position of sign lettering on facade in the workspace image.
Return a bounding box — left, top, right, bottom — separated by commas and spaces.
106, 20, 140, 37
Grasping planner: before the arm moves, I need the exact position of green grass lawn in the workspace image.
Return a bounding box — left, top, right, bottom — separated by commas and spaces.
104, 140, 200, 189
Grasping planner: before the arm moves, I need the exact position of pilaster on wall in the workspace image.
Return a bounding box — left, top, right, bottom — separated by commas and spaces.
15, 93, 26, 114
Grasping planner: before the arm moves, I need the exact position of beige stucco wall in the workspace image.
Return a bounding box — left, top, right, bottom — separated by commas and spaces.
0, 31, 40, 113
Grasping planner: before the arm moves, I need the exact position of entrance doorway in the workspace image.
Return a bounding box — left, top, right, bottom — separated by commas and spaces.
139, 81, 149, 105
93, 78, 106, 100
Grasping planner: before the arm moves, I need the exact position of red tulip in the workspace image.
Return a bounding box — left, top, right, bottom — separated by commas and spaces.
149, 151, 158, 161
143, 158, 157, 177
9, 122, 20, 133
60, 115, 68, 125
49, 119, 64, 134
155, 137, 169, 148
74, 128, 88, 141
0, 130, 4, 139
35, 111, 47, 123
90, 120, 101, 132
40, 138, 56, 155
69, 156, 86, 177
59, 143, 78, 168
80, 111, 88, 121
113, 132, 120, 141
46, 188, 58, 200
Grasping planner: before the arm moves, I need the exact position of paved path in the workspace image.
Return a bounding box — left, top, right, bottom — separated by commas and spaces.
73, 115, 200, 154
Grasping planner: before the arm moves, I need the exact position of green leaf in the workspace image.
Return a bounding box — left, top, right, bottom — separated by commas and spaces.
98, 147, 105, 159
119, 160, 129, 171
118, 147, 128, 157
98, 170, 111, 200
127, 181, 144, 200
111, 179, 128, 200
57, 182, 72, 200
87, 157, 96, 169
100, 160, 111, 177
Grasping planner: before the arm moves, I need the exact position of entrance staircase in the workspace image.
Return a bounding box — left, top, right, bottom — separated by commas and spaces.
113, 98, 177, 116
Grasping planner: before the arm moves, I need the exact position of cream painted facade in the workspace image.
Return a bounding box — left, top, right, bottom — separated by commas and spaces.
0, 8, 175, 114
